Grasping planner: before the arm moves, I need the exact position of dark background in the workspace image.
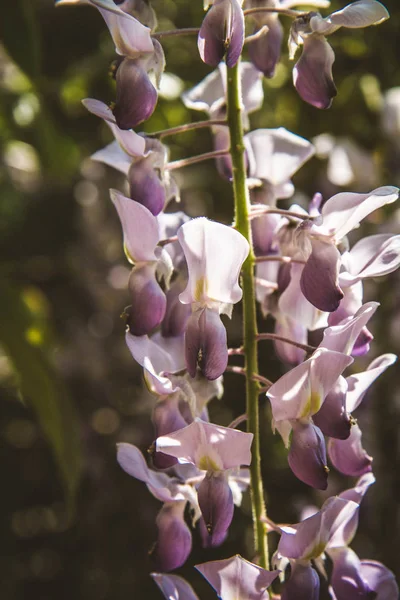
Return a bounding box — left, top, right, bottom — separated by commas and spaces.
0, 1, 399, 598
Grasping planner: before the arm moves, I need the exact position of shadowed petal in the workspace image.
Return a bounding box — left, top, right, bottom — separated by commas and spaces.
288, 420, 329, 489
328, 423, 373, 477
293, 35, 337, 109
127, 265, 166, 336
198, 0, 244, 68
313, 376, 351, 440
184, 309, 228, 380
155, 502, 192, 571
113, 58, 157, 129
198, 472, 234, 546
329, 547, 375, 600
248, 15, 283, 78
281, 562, 320, 600
300, 239, 343, 311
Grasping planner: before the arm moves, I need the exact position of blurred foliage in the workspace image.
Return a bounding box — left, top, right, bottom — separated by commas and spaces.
0, 278, 81, 510
0, 0, 399, 599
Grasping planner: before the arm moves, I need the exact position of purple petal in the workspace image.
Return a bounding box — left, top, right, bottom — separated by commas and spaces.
196, 555, 279, 600
313, 376, 351, 440
155, 502, 192, 572
288, 420, 329, 489
300, 239, 343, 312
198, 0, 244, 68
184, 309, 228, 380
329, 547, 375, 600
248, 16, 283, 78
128, 158, 166, 216
273, 317, 307, 365
152, 397, 189, 469
127, 265, 166, 336
293, 35, 337, 109
151, 573, 199, 600
161, 279, 192, 338
156, 419, 253, 471
113, 58, 157, 130
321, 302, 378, 355
360, 560, 399, 600
328, 423, 373, 477
198, 472, 234, 547
281, 562, 320, 600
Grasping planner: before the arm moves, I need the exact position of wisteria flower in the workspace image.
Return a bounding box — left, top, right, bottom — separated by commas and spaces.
198, 0, 244, 68
177, 218, 249, 379
289, 1, 389, 108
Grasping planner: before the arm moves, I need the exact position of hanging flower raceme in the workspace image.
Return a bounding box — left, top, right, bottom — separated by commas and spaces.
156, 419, 253, 546
198, 0, 244, 68
289, 1, 389, 108
177, 218, 249, 380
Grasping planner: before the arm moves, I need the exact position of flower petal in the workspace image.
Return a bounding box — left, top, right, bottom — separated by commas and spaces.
248, 15, 283, 78
328, 423, 373, 477
196, 555, 279, 600
151, 573, 199, 600
328, 1, 389, 29
346, 353, 397, 412
198, 472, 234, 546
113, 58, 157, 129
293, 35, 337, 109
178, 217, 249, 308
300, 239, 343, 312
198, 0, 244, 68
313, 376, 351, 440
155, 502, 192, 571
281, 562, 320, 600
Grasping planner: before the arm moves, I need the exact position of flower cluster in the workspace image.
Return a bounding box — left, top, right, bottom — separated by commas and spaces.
57, 0, 399, 598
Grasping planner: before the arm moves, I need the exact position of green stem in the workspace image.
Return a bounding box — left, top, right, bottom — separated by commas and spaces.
226, 61, 268, 568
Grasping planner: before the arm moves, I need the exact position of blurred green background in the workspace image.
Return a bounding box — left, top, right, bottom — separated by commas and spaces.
0, 1, 400, 598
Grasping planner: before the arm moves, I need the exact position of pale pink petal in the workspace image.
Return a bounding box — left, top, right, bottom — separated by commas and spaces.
327, 1, 389, 29
320, 301, 378, 355
91, 141, 132, 174
342, 233, 400, 284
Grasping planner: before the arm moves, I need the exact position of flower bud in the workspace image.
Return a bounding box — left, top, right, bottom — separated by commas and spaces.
197, 471, 234, 547
288, 420, 329, 489
113, 57, 157, 129
154, 502, 192, 572
185, 308, 228, 380
127, 264, 166, 336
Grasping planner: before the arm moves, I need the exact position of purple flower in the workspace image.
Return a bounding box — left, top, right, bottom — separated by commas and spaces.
151, 573, 199, 600
177, 218, 249, 379
198, 0, 244, 68
289, 2, 389, 108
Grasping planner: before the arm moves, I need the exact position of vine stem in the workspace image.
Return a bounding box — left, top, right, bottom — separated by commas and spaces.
226, 61, 269, 569
165, 149, 230, 171
147, 119, 227, 139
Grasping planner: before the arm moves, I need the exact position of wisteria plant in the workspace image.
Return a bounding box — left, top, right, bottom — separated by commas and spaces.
56, 0, 400, 598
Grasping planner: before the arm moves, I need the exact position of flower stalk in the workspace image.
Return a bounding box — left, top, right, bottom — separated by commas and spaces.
226, 60, 269, 568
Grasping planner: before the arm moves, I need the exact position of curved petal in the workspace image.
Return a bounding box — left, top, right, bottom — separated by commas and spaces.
178, 218, 249, 308
155, 502, 192, 571
288, 420, 329, 489
346, 353, 397, 412
317, 186, 399, 241
329, 547, 374, 600
185, 309, 228, 380
343, 234, 400, 283
293, 35, 337, 109
248, 15, 283, 78
198, 0, 244, 68
196, 555, 279, 600
328, 423, 373, 477
281, 562, 320, 600
300, 239, 343, 312
156, 419, 253, 470
127, 265, 166, 336
110, 189, 159, 262
320, 302, 378, 355
360, 560, 399, 600
328, 1, 389, 29
197, 472, 234, 546
151, 573, 199, 600
313, 376, 351, 440
91, 140, 132, 174
113, 58, 157, 129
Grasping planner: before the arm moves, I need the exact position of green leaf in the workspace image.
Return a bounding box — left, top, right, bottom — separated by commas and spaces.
0, 277, 82, 512
0, 0, 41, 81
